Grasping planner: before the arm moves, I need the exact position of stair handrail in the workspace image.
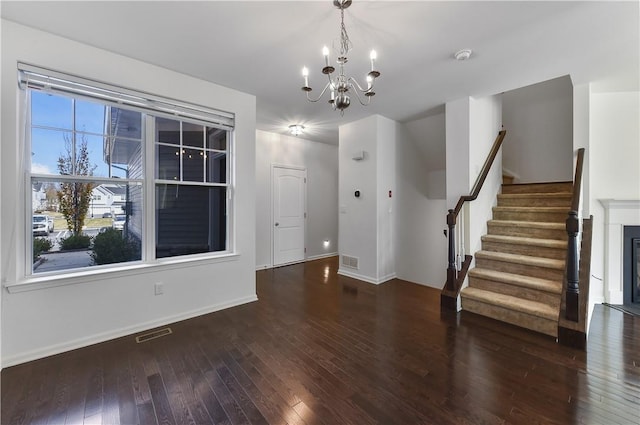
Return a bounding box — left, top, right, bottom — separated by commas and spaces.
451, 130, 507, 218
564, 148, 585, 322
442, 130, 506, 308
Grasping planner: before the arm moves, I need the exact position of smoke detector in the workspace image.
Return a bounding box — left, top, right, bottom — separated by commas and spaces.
454, 49, 473, 61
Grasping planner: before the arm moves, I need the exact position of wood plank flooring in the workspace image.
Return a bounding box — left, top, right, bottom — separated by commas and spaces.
2, 256, 639, 424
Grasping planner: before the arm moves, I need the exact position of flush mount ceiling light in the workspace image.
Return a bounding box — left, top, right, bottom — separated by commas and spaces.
454, 49, 473, 61
300, 0, 381, 115
288, 124, 305, 136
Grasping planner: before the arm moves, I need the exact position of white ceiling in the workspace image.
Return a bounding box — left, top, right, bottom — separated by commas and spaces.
2, 1, 638, 145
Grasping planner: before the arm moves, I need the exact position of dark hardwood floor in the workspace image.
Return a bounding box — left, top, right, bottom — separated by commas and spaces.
2, 256, 639, 424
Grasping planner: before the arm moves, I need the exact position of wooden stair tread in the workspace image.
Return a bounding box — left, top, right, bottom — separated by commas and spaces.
501, 181, 573, 194
482, 234, 566, 249
461, 287, 558, 320
475, 250, 565, 270
493, 206, 569, 212
469, 268, 562, 294
503, 181, 572, 185
498, 193, 572, 199
488, 220, 564, 230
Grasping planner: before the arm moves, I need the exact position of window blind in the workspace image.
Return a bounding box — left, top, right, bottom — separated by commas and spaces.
18, 63, 235, 130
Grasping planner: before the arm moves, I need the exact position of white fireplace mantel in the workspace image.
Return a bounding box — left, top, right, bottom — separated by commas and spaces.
599, 199, 640, 304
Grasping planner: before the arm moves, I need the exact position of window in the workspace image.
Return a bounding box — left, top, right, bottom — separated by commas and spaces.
21, 64, 234, 275
155, 118, 229, 258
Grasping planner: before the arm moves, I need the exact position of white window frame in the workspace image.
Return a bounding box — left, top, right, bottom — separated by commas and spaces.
151, 116, 234, 261
19, 63, 236, 280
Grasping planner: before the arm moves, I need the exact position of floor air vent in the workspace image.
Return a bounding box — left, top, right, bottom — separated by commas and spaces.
135, 327, 172, 343
342, 255, 359, 269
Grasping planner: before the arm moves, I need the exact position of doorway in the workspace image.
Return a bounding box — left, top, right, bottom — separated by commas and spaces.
272, 165, 306, 266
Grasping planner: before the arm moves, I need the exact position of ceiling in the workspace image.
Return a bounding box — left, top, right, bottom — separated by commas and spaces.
2, 1, 638, 145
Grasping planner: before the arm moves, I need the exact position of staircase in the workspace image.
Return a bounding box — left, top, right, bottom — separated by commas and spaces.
460, 181, 573, 337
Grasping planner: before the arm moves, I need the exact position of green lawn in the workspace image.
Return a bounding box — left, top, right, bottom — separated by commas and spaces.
45, 212, 113, 231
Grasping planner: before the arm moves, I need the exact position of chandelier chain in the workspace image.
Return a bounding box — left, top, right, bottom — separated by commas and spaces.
339, 7, 350, 57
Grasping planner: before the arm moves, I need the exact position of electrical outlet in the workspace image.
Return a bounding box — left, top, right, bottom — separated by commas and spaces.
154, 282, 164, 295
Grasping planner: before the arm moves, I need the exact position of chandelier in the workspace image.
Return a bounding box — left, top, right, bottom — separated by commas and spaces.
300, 0, 380, 114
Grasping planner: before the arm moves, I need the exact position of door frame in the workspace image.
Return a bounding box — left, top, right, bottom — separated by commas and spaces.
271, 164, 307, 267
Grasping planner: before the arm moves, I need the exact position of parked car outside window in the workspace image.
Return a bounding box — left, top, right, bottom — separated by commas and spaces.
112, 214, 126, 231
33, 214, 53, 236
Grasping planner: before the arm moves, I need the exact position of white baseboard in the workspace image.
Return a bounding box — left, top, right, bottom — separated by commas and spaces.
377, 273, 397, 284
502, 166, 520, 182
3, 294, 258, 367
306, 252, 338, 261
255, 252, 338, 271
338, 268, 397, 285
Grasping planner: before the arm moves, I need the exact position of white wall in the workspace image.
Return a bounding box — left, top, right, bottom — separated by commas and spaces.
467, 95, 503, 257
0, 15, 3, 371
339, 116, 379, 281
395, 119, 447, 288
502, 76, 573, 183
255, 130, 338, 268
404, 110, 446, 172
573, 84, 602, 319
589, 91, 640, 304
590, 92, 640, 202
445, 95, 503, 300
573, 84, 591, 216
1, 21, 257, 366
445, 98, 471, 208
338, 115, 397, 284
376, 117, 397, 281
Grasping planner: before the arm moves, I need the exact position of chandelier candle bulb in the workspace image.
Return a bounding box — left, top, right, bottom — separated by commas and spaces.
370, 50, 377, 71
323, 46, 330, 66
367, 75, 372, 90
302, 67, 309, 87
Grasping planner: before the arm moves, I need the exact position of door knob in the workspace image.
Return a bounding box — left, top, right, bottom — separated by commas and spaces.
275, 222, 279, 226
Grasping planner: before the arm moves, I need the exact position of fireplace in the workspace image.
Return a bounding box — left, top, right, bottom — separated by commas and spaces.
600, 200, 640, 305
624, 226, 640, 305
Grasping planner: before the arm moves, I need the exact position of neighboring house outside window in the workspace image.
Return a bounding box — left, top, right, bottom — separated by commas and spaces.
154, 117, 230, 258
22, 64, 234, 275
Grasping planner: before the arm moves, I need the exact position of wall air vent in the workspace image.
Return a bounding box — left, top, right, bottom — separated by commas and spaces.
342, 255, 359, 269
135, 327, 172, 343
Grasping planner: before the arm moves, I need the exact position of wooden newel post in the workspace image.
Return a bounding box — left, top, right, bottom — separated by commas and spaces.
565, 210, 580, 322
446, 209, 457, 292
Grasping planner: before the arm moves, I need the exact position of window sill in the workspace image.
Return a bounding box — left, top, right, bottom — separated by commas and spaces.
5, 252, 240, 293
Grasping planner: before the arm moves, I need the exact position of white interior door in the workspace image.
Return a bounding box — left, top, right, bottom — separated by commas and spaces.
273, 166, 306, 266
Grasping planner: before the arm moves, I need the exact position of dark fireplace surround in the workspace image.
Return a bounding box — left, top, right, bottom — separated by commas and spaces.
623, 226, 640, 306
